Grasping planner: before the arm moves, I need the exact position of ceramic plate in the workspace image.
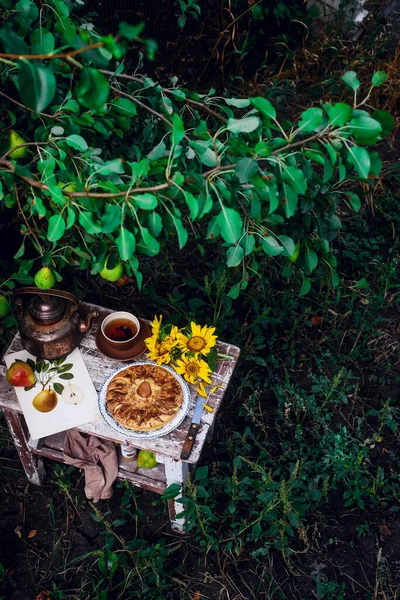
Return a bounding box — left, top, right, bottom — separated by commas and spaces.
98, 360, 191, 439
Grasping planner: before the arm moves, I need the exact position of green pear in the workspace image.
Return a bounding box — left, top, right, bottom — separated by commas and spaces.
0, 295, 10, 318
57, 181, 77, 195
288, 242, 301, 263
6, 361, 36, 387
8, 131, 28, 160
34, 266, 56, 290
137, 450, 158, 469
100, 255, 124, 282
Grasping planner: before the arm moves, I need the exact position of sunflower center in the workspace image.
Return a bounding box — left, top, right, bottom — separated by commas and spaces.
187, 336, 206, 352
159, 341, 172, 355
186, 361, 200, 375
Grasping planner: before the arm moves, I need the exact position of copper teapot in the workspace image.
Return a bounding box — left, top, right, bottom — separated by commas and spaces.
13, 288, 98, 359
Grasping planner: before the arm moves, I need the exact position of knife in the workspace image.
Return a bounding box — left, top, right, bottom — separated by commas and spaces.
180, 395, 205, 460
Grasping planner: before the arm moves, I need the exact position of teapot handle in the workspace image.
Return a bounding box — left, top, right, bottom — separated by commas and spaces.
13, 287, 80, 317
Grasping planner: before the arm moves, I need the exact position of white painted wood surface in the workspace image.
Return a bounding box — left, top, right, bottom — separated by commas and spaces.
0, 303, 240, 464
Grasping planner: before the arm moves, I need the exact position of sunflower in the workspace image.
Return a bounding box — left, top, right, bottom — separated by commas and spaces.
150, 314, 162, 338
145, 327, 179, 365
177, 322, 217, 357
175, 355, 212, 385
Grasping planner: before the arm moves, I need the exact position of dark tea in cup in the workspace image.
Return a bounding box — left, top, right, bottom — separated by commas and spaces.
105, 319, 137, 342
101, 311, 140, 350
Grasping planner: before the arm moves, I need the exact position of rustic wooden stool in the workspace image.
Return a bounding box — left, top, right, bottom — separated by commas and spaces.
0, 303, 240, 531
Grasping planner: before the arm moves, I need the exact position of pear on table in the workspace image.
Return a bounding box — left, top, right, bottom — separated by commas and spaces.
6, 361, 36, 388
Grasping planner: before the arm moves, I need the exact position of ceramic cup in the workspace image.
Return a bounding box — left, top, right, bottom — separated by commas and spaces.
101, 311, 141, 351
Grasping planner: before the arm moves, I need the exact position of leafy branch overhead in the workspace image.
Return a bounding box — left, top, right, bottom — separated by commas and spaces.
0, 0, 393, 298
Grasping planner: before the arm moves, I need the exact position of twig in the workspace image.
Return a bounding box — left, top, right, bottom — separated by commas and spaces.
0, 132, 328, 200
0, 141, 56, 161
13, 182, 43, 254
110, 85, 175, 129
0, 91, 57, 119
101, 69, 228, 123
0, 43, 104, 60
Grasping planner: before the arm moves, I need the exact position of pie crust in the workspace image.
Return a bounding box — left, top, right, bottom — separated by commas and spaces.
106, 364, 183, 431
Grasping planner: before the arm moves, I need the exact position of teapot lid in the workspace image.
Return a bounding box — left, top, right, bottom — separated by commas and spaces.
29, 294, 65, 324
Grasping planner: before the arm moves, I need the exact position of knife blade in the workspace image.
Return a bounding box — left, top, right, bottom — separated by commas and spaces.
180, 395, 204, 460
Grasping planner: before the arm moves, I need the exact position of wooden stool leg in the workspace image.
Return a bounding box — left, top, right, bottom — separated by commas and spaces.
3, 409, 45, 486
164, 458, 189, 533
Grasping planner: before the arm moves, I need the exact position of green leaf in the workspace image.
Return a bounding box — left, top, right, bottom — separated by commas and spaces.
133, 193, 158, 210
341, 71, 361, 92
139, 227, 160, 255
110, 97, 137, 116
17, 62, 56, 113
226, 245, 244, 267
250, 97, 276, 119
184, 192, 199, 219
98, 551, 118, 578
30, 28, 55, 53
53, 382, 64, 395
65, 135, 88, 152
101, 204, 121, 233
170, 215, 188, 249
128, 159, 149, 183
327, 103, 352, 127
241, 233, 255, 256
75, 68, 109, 110
171, 113, 185, 146
372, 110, 394, 137
369, 151, 382, 176
227, 281, 241, 299
148, 140, 166, 161
299, 275, 311, 296
347, 146, 370, 179
279, 235, 295, 257
280, 184, 298, 219
347, 116, 382, 142
261, 235, 283, 256
235, 158, 259, 183
116, 227, 136, 260
148, 211, 163, 236
252, 522, 262, 539
282, 166, 307, 194
118, 21, 144, 40
78, 211, 102, 234
162, 483, 181, 500
298, 107, 323, 132
288, 512, 301, 529
324, 143, 337, 166
226, 116, 260, 133
347, 193, 361, 212
189, 141, 217, 167
216, 207, 242, 244
69, 209, 83, 235
0, 25, 29, 54
304, 149, 325, 165
224, 98, 250, 108
59, 373, 73, 380
305, 248, 318, 272
371, 71, 387, 87
47, 213, 66, 242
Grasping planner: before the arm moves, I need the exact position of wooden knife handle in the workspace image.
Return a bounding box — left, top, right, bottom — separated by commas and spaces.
180, 423, 200, 460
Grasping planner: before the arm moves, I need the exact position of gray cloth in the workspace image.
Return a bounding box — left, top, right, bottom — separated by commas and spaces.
63, 429, 118, 503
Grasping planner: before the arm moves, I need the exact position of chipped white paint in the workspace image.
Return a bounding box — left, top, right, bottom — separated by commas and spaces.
164, 458, 189, 532
3, 409, 46, 485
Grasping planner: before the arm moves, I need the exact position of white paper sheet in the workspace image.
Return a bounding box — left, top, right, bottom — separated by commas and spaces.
4, 347, 100, 440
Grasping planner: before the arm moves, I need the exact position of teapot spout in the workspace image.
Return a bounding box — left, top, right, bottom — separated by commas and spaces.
79, 310, 99, 333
